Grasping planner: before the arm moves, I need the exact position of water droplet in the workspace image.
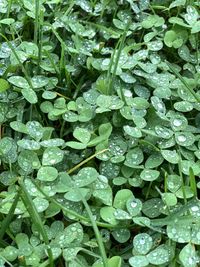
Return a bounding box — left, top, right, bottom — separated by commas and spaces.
131, 201, 137, 208
177, 135, 186, 142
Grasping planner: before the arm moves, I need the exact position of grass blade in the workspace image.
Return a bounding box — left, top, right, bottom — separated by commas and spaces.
189, 167, 197, 198
0, 33, 34, 90
78, 190, 108, 267
19, 179, 54, 267
0, 191, 19, 242
108, 20, 131, 99
167, 61, 200, 102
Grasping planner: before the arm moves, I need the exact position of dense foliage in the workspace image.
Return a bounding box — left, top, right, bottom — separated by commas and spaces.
0, 0, 200, 266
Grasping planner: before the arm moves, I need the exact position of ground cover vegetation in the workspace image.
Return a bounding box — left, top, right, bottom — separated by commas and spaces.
0, 0, 200, 266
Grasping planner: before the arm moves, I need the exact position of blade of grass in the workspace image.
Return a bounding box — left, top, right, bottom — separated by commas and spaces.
37, 10, 44, 74
177, 149, 187, 205
109, 20, 131, 99
80, 20, 120, 36
6, 0, 13, 17
189, 167, 197, 198
67, 149, 108, 174
0, 33, 34, 90
151, 199, 199, 227
44, 49, 60, 76
0, 191, 19, 242
106, 43, 118, 95
34, 0, 40, 45
19, 179, 54, 267
166, 61, 200, 102
164, 170, 168, 193
78, 189, 108, 267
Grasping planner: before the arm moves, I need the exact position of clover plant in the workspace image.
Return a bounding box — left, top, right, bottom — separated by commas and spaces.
0, 0, 200, 266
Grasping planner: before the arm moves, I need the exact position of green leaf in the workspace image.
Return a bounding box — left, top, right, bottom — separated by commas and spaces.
40, 138, 65, 147
146, 245, 170, 265
142, 15, 164, 29
179, 243, 197, 267
191, 21, 200, 33
33, 197, 49, 212
142, 198, 163, 218
164, 29, 188, 49
18, 150, 40, 172
93, 256, 122, 267
31, 75, 49, 88
96, 95, 124, 110
174, 101, 193, 112
1, 246, 18, 261
37, 166, 58, 181
175, 132, 195, 147
184, 6, 198, 25
113, 189, 133, 209
63, 247, 82, 262
21, 87, 38, 104
0, 78, 9, 92
88, 123, 112, 146
169, 17, 189, 27
108, 256, 122, 267
73, 127, 91, 144
42, 147, 64, 165
167, 174, 182, 193
126, 197, 142, 217
112, 228, 130, 243
169, 0, 186, 9
26, 121, 44, 141
93, 187, 113, 206
140, 169, 160, 181
125, 147, 144, 167
0, 18, 15, 25
114, 209, 131, 220
167, 222, 190, 243
129, 255, 149, 267
66, 141, 87, 149
10, 121, 27, 134
162, 193, 177, 206
74, 167, 98, 187
123, 125, 142, 138
8, 76, 29, 88
100, 207, 118, 225
133, 233, 153, 255
17, 139, 40, 150
161, 150, 179, 164
145, 153, 164, 168
170, 115, 188, 131
64, 188, 90, 202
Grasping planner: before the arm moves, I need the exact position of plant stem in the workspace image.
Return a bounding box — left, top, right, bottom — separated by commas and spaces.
67, 149, 108, 174
19, 178, 54, 267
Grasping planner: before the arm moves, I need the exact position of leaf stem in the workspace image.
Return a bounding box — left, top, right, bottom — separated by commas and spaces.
67, 149, 108, 174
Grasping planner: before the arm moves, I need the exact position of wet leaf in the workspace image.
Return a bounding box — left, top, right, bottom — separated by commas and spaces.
179, 243, 197, 267
37, 166, 58, 181
21, 87, 38, 104
133, 233, 153, 255
140, 169, 160, 181
0, 78, 9, 92
73, 127, 91, 144
129, 255, 149, 267
42, 147, 64, 165
100, 207, 118, 225
126, 197, 142, 217
161, 150, 179, 164
146, 245, 170, 265
74, 167, 98, 187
